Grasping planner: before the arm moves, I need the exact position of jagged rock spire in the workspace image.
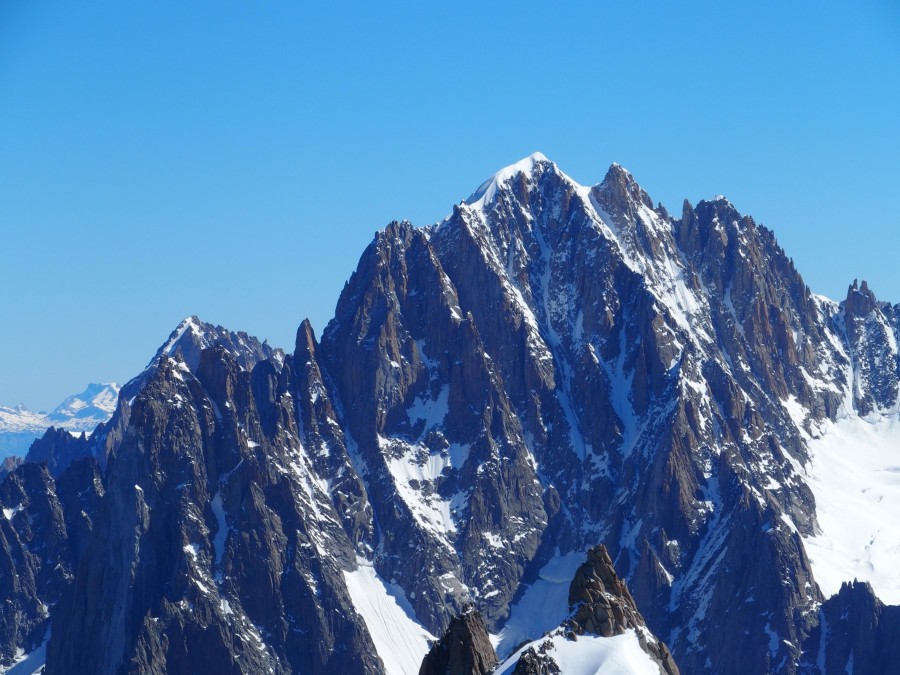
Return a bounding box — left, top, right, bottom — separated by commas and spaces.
845, 278, 878, 316
418, 606, 498, 675
566, 545, 680, 675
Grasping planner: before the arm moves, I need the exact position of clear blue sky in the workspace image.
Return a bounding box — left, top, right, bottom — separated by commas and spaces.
2, 1, 898, 410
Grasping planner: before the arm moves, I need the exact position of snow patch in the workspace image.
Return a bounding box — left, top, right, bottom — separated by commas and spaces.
386, 450, 458, 539
342, 559, 435, 675
2, 629, 49, 675
2, 505, 23, 521
211, 492, 230, 576
492, 551, 585, 658
406, 385, 450, 433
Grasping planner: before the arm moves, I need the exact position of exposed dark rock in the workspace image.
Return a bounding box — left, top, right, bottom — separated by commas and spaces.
46, 351, 382, 675
25, 427, 92, 478
838, 280, 899, 415
0, 458, 102, 669
418, 606, 497, 675
116, 315, 282, 407
799, 581, 900, 674
844, 279, 877, 317
320, 219, 547, 631
512, 641, 561, 675
566, 545, 679, 675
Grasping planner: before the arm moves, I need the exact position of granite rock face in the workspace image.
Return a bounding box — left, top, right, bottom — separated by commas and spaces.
566, 546, 678, 675
839, 280, 899, 415
511, 643, 561, 675
46, 351, 381, 675
1, 155, 898, 674
418, 607, 497, 675
25, 427, 92, 478
0, 458, 102, 667
799, 581, 900, 675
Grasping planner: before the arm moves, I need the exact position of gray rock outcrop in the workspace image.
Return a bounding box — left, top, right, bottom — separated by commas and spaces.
418, 607, 497, 675
566, 545, 679, 675
800, 581, 900, 674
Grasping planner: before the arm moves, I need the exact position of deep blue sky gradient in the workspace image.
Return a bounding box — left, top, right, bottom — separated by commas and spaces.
2, 1, 899, 409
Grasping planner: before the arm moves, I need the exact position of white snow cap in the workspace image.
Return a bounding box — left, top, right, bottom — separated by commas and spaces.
466, 152, 553, 207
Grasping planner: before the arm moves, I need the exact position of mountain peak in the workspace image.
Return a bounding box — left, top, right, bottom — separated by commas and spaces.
142, 315, 281, 378
419, 607, 497, 675
602, 161, 632, 181
844, 278, 878, 316
49, 383, 120, 421
465, 152, 554, 207
596, 161, 653, 212
295, 317, 318, 359
158, 315, 206, 358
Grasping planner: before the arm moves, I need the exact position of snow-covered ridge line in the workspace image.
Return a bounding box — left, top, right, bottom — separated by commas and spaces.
465, 152, 552, 208
494, 631, 661, 675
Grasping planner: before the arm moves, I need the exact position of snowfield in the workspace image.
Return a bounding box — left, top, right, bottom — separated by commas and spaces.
802, 412, 900, 604
494, 631, 660, 675
0, 632, 48, 675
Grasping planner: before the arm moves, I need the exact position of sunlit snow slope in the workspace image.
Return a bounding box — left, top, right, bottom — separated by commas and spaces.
802, 412, 900, 604
495, 631, 661, 675
343, 560, 436, 675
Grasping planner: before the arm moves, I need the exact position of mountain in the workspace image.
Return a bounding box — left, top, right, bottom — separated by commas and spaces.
488, 545, 678, 675
0, 383, 120, 459
1, 154, 898, 674
0, 316, 281, 459
47, 383, 119, 427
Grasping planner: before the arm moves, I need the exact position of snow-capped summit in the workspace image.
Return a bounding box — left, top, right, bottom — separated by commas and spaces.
465, 151, 556, 207
49, 383, 119, 423
0, 383, 120, 458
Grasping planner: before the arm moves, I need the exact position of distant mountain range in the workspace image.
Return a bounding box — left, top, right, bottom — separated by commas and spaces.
0, 383, 120, 458
0, 154, 898, 674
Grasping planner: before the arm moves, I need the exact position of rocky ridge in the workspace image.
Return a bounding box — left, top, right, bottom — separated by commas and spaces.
566, 546, 678, 673
799, 580, 900, 674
